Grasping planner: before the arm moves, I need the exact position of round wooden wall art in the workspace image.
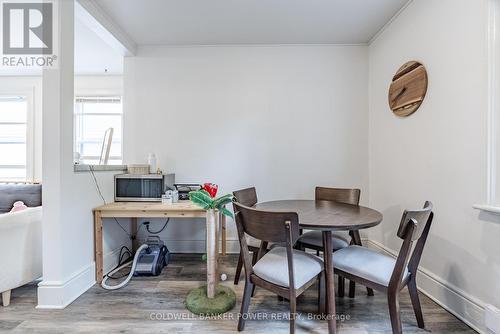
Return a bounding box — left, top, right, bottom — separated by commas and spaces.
388, 61, 428, 117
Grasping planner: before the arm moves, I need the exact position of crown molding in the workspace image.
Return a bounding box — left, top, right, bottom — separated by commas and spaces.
369, 0, 414, 46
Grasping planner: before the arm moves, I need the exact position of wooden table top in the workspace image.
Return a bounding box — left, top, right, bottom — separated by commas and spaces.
93, 201, 208, 218
255, 200, 383, 231
94, 201, 204, 212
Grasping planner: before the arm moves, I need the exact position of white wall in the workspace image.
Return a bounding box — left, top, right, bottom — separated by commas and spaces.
368, 0, 500, 331
38, 73, 126, 308
124, 45, 369, 252
38, 0, 126, 307
75, 75, 123, 96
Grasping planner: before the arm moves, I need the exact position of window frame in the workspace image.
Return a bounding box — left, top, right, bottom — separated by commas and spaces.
474, 0, 500, 213
0, 87, 35, 182
73, 95, 123, 165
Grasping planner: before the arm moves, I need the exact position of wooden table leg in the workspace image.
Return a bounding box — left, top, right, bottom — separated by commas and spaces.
131, 218, 138, 252
94, 211, 103, 284
206, 210, 219, 298
2, 290, 11, 306
322, 231, 337, 334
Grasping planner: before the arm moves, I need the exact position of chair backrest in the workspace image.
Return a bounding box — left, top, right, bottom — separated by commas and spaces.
315, 186, 361, 205
397, 201, 433, 241
389, 201, 434, 289
233, 187, 258, 207
233, 202, 300, 244
233, 202, 300, 290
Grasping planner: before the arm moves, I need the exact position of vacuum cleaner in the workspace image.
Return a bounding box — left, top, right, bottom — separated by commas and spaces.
101, 235, 170, 290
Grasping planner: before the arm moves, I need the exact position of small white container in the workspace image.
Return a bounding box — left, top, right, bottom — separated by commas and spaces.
148, 153, 157, 174
162, 194, 173, 205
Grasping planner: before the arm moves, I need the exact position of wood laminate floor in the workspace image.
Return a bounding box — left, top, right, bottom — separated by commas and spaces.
0, 254, 475, 333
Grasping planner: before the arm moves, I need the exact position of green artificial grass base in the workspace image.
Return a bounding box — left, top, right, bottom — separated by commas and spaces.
185, 285, 236, 315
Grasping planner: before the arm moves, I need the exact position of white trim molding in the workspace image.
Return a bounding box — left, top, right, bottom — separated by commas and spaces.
475, 0, 500, 217
368, 0, 414, 45
37, 263, 96, 309
365, 239, 486, 333
74, 164, 127, 172
487, 0, 500, 205
485, 305, 500, 333
473, 203, 500, 215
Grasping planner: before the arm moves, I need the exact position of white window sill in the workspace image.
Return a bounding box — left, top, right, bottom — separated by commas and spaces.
472, 204, 500, 214
74, 164, 127, 173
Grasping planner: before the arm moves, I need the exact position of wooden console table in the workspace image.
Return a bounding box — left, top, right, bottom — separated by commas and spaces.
93, 201, 227, 297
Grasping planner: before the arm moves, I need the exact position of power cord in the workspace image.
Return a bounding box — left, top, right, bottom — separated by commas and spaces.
89, 165, 132, 239
105, 246, 133, 280
143, 218, 170, 234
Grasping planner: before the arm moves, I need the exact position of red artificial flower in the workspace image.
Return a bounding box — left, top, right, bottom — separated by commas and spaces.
203, 183, 218, 198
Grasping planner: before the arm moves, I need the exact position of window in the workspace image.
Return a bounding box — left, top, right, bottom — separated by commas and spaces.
74, 96, 122, 165
0, 95, 29, 181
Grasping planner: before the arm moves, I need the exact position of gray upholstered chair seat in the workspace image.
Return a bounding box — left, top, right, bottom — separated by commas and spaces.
253, 247, 323, 289
333, 245, 409, 287
298, 230, 349, 250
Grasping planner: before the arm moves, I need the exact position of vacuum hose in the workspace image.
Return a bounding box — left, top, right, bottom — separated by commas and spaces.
101, 244, 149, 290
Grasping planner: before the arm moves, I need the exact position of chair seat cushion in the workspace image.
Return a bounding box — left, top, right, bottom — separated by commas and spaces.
333, 245, 409, 287
253, 247, 323, 289
298, 231, 349, 250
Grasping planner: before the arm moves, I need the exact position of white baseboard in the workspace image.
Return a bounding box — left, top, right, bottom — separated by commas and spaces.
365, 239, 486, 333
36, 262, 95, 309
485, 305, 500, 333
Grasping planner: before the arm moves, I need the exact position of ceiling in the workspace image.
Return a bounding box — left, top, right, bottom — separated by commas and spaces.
75, 17, 123, 75
1, 1, 409, 76
0, 17, 123, 76
95, 0, 409, 45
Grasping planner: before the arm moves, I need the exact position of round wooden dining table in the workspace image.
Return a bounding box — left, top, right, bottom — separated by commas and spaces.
255, 200, 383, 334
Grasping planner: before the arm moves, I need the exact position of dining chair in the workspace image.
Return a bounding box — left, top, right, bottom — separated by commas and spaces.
296, 186, 372, 297
333, 201, 434, 334
232, 187, 260, 285
233, 202, 325, 334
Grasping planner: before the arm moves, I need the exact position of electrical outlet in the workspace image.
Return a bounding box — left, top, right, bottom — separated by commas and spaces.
485, 304, 500, 334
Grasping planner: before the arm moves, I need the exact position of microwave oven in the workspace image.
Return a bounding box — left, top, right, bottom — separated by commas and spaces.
114, 173, 175, 202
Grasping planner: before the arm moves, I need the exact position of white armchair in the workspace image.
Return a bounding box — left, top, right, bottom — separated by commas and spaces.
0, 207, 42, 306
